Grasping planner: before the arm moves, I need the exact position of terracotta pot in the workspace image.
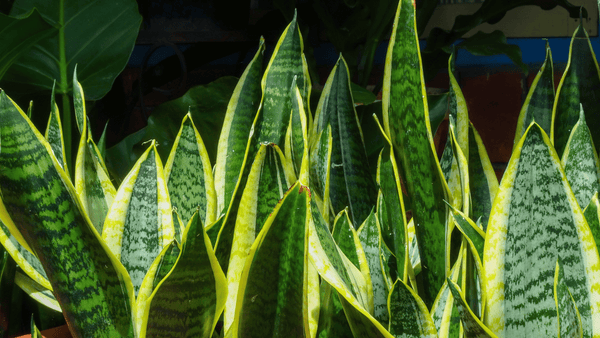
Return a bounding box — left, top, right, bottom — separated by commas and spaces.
15, 324, 72, 338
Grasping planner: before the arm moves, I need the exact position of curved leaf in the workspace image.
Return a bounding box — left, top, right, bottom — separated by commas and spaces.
554, 258, 583, 338
447, 279, 498, 338
468, 123, 498, 230
388, 278, 437, 337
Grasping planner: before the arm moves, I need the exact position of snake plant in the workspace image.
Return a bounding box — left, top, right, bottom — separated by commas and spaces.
1, 0, 600, 337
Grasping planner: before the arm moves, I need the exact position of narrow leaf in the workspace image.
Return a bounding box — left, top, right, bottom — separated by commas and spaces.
214, 38, 264, 215
388, 278, 437, 337
468, 123, 498, 230
44, 82, 68, 173
583, 193, 600, 258
555, 258, 584, 338
431, 250, 463, 338
382, 0, 448, 306
14, 271, 60, 312
447, 279, 498, 338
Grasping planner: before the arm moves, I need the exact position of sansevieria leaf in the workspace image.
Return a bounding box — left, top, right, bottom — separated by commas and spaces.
224, 143, 293, 333
431, 250, 463, 338
44, 82, 68, 173
388, 278, 438, 337
468, 123, 498, 230
382, 0, 448, 306
583, 193, 600, 257
142, 212, 226, 338
312, 56, 377, 228
14, 271, 60, 312
447, 279, 497, 338
554, 258, 584, 338
164, 112, 216, 226
561, 106, 600, 210
214, 38, 264, 215
484, 122, 600, 337
309, 125, 333, 224
103, 141, 175, 296
515, 41, 554, 146
231, 182, 310, 337
552, 22, 600, 157
0, 90, 135, 337
73, 72, 116, 233
257, 10, 310, 148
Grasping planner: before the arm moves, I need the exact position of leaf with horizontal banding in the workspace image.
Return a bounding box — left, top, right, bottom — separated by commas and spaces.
14, 271, 60, 312
0, 90, 135, 337
231, 183, 309, 337
484, 122, 600, 337
102, 141, 175, 297
382, 0, 449, 306
447, 279, 498, 338
164, 113, 216, 226
141, 211, 226, 338
468, 123, 498, 230
257, 10, 310, 148
388, 278, 438, 337
552, 23, 600, 157
73, 74, 116, 233
375, 141, 408, 281
214, 38, 264, 215
431, 250, 463, 338
515, 41, 554, 146
358, 210, 389, 325
561, 106, 600, 210
223, 143, 294, 333
309, 125, 333, 223
332, 209, 374, 314
44, 82, 68, 173
555, 257, 584, 338
309, 197, 391, 337
312, 56, 377, 228
583, 193, 600, 258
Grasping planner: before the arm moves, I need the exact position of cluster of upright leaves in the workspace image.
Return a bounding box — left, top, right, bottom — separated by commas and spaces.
3, 0, 600, 338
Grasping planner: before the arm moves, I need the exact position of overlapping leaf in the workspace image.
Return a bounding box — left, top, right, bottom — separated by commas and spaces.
484, 122, 600, 337
382, 0, 448, 306
468, 123, 498, 230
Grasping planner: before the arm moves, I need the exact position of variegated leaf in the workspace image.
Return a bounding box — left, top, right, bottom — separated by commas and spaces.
214, 38, 264, 215
312, 56, 377, 228
561, 106, 600, 210
224, 143, 293, 333
583, 193, 600, 258
382, 0, 449, 306
102, 141, 175, 297
468, 123, 498, 230
15, 271, 60, 312
0, 90, 135, 337
447, 279, 498, 338
165, 112, 217, 226
142, 212, 226, 338
555, 258, 584, 338
309, 125, 333, 224
431, 250, 463, 338
484, 122, 600, 337
44, 82, 68, 173
552, 23, 600, 157
515, 41, 554, 145
231, 183, 310, 337
388, 278, 438, 337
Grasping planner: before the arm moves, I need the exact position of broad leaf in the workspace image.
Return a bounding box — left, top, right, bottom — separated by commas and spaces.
142, 212, 226, 338
382, 0, 448, 306
102, 142, 175, 297
484, 122, 600, 337
0, 90, 135, 337
3, 0, 142, 99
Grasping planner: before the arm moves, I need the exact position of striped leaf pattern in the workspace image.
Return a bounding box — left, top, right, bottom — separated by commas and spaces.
232, 183, 309, 337
431, 251, 463, 338
376, 145, 408, 281
382, 0, 448, 306
257, 10, 310, 148
102, 142, 175, 296
583, 193, 600, 258
484, 123, 600, 337
44, 83, 68, 173
554, 258, 583, 338
309, 125, 333, 223
214, 38, 264, 215
468, 123, 498, 230
142, 212, 226, 338
165, 113, 216, 226
287, 77, 306, 176
0, 90, 135, 337
388, 278, 437, 337
358, 210, 390, 325
14, 271, 60, 312
447, 279, 497, 338
561, 106, 600, 210
552, 23, 600, 157
313, 56, 377, 228
515, 41, 554, 145
224, 143, 293, 333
